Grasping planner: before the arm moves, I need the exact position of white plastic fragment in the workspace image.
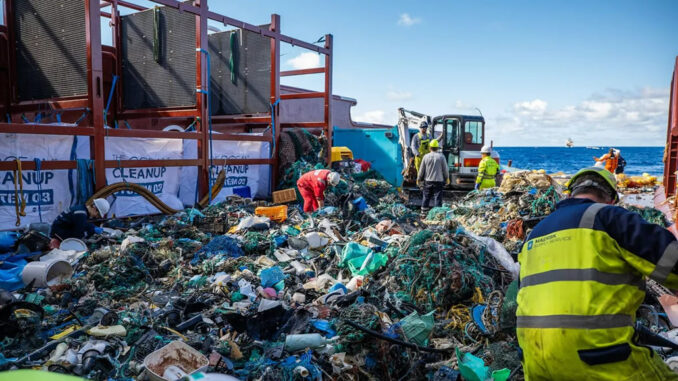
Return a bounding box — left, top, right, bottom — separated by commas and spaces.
466, 231, 520, 279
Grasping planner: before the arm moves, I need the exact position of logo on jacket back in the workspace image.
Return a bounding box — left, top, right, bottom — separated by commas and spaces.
527, 240, 534, 250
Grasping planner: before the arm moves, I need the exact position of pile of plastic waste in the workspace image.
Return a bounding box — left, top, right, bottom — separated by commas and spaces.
0, 180, 522, 381
1, 162, 676, 380
424, 171, 563, 256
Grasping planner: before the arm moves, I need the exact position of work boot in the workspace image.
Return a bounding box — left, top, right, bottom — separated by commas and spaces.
420, 208, 430, 219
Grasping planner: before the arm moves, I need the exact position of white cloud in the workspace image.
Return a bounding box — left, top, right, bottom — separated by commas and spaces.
491, 87, 669, 146
286, 52, 320, 70
514, 99, 548, 114
386, 90, 413, 101
354, 110, 387, 124
397, 13, 421, 27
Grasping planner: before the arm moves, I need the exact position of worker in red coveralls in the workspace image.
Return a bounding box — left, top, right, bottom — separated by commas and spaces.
296, 169, 341, 213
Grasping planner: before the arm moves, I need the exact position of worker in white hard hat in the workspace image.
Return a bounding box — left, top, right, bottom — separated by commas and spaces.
49, 198, 109, 248
296, 169, 341, 213
475, 146, 499, 190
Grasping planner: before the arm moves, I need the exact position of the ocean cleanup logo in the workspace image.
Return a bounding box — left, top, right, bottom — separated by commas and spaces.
0, 156, 55, 206
111, 155, 167, 197
210, 154, 250, 188
527, 240, 534, 250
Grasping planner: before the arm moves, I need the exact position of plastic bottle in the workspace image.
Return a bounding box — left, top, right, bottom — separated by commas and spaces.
285, 333, 334, 352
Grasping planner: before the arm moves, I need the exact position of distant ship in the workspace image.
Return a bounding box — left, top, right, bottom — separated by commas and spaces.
566, 138, 574, 148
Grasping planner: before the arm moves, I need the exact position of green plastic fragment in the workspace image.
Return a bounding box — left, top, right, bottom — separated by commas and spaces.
339, 242, 388, 276
230, 291, 244, 302
456, 347, 490, 381
400, 310, 435, 346
492, 368, 511, 381
285, 226, 301, 236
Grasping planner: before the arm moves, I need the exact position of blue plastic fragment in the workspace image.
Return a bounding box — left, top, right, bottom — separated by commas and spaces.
260, 266, 286, 288
274, 235, 288, 247
471, 304, 489, 334
329, 283, 347, 294
311, 319, 337, 338
191, 236, 243, 265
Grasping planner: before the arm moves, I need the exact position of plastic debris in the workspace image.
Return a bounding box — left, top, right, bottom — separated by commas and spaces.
1, 150, 671, 381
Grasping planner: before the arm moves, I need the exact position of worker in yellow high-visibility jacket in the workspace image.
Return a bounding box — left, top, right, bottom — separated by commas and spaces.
517, 167, 678, 380
410, 122, 432, 172
474, 146, 498, 190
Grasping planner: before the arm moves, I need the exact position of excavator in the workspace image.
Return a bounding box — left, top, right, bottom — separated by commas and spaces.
397, 107, 501, 200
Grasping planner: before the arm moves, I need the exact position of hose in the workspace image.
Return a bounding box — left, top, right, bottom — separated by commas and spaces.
343, 320, 453, 354
197, 169, 226, 208
13, 159, 26, 226
88, 182, 179, 215
86, 169, 226, 215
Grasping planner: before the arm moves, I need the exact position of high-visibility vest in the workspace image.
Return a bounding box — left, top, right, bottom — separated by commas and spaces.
517, 198, 678, 379
417, 132, 431, 156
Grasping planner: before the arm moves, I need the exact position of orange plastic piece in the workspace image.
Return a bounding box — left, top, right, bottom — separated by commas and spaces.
255, 205, 288, 223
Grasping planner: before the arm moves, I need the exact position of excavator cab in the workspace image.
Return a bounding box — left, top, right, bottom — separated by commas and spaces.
431, 114, 499, 189
397, 108, 500, 192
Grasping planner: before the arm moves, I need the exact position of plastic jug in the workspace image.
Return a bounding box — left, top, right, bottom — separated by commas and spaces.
284, 333, 334, 352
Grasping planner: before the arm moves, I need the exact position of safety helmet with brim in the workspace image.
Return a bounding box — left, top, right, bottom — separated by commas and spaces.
419, 122, 428, 129
566, 167, 618, 203
429, 139, 439, 148
327, 172, 341, 186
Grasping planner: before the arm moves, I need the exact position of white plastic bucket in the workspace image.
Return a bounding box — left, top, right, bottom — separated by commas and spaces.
22, 259, 73, 288
143, 341, 209, 381
60, 238, 87, 252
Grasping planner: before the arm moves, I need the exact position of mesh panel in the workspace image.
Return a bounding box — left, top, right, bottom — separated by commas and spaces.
121, 6, 196, 110
13, 0, 88, 101
208, 27, 271, 115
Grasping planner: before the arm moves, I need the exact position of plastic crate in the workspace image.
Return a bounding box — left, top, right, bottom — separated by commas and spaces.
272, 188, 297, 204
255, 205, 288, 223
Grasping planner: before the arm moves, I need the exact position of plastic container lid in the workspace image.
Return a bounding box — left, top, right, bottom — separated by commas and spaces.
60, 238, 87, 252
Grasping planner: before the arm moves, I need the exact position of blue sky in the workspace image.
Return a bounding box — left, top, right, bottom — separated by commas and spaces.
103, 0, 676, 146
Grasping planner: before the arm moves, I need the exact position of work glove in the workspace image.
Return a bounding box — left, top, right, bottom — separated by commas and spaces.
474, 183, 479, 191
446, 178, 451, 185
94, 227, 104, 235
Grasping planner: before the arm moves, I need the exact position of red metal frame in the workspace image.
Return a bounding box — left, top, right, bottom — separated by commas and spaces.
0, 0, 334, 203
664, 56, 678, 197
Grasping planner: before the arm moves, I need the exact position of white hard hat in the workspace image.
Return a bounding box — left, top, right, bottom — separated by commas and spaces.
480, 145, 492, 154
92, 198, 110, 217
327, 172, 341, 186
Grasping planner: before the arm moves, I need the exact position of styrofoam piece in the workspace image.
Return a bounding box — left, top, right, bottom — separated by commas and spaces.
121, 236, 145, 252
144, 341, 209, 381
22, 259, 73, 288
59, 238, 87, 252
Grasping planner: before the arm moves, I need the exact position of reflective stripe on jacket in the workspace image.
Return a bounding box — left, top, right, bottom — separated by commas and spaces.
517, 198, 678, 380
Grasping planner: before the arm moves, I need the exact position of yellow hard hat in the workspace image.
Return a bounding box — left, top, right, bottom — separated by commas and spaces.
566, 167, 618, 202
429, 139, 439, 148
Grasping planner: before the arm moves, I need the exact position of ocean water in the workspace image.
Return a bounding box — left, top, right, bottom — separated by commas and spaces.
494, 147, 664, 176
